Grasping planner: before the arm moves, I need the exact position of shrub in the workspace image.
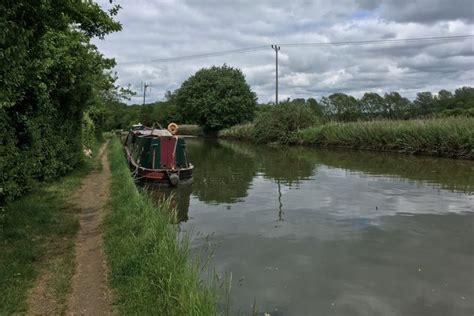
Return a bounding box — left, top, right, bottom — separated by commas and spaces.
253, 102, 316, 144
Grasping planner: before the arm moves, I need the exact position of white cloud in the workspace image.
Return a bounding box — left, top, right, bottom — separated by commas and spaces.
93, 0, 474, 103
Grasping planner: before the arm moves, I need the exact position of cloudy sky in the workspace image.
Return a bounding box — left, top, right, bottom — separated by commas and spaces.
93, 0, 473, 104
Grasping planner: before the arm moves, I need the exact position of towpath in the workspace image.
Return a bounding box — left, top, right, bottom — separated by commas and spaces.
27, 143, 115, 315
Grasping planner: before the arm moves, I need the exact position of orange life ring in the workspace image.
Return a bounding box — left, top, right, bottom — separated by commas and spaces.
167, 122, 178, 135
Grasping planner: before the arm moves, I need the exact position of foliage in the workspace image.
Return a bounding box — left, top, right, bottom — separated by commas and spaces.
294, 117, 474, 159
103, 98, 178, 131
218, 123, 255, 140
383, 92, 411, 119
321, 93, 360, 122
81, 112, 96, 150
253, 102, 316, 144
175, 65, 257, 131
267, 87, 474, 123
413, 91, 436, 117
105, 138, 217, 315
0, 0, 121, 203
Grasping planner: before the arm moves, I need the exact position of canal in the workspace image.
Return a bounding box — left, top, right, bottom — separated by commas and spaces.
152, 138, 474, 315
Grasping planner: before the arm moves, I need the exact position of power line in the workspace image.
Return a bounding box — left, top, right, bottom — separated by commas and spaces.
120, 45, 268, 65
279, 35, 474, 47
119, 34, 473, 65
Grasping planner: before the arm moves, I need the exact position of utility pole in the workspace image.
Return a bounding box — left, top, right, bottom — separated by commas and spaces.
142, 82, 151, 105
271, 44, 280, 104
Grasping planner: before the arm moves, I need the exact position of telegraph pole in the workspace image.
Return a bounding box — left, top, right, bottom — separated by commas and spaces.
271, 44, 280, 104
142, 82, 151, 105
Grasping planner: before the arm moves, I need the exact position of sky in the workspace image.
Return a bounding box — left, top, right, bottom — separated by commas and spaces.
93, 0, 474, 104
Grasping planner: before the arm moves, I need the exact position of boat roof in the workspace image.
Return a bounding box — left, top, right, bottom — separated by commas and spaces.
133, 128, 173, 137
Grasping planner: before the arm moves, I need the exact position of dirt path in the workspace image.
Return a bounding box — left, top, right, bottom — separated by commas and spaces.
65, 144, 115, 315
27, 144, 114, 315
27, 143, 114, 315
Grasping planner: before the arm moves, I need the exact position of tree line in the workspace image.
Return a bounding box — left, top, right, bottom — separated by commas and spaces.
289, 87, 474, 122
105, 70, 474, 131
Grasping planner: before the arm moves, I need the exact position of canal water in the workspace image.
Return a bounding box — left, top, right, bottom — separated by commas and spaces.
152, 138, 474, 316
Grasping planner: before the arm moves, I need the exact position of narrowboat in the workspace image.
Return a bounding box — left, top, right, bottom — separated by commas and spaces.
123, 123, 193, 185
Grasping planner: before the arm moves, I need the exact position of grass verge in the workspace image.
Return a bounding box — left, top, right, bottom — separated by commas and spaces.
104, 137, 217, 315
0, 142, 101, 314
219, 117, 474, 159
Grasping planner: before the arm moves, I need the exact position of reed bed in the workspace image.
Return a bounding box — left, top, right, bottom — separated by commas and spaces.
178, 124, 204, 136
296, 117, 473, 159
217, 123, 255, 140
219, 117, 473, 159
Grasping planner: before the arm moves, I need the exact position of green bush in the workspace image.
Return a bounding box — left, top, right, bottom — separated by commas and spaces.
253, 102, 316, 144
0, 1, 121, 203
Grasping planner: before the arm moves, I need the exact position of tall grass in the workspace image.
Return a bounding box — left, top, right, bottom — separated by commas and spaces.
219, 117, 473, 159
217, 123, 254, 140
295, 117, 473, 159
105, 138, 217, 315
178, 124, 204, 136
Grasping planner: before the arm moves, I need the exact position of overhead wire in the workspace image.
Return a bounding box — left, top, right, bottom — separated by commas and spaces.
120, 45, 269, 64
118, 34, 473, 65
278, 35, 473, 47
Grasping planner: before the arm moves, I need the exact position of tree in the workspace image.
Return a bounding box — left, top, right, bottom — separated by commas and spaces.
1, 0, 121, 202
175, 65, 257, 131
453, 87, 474, 110
307, 97, 326, 118
413, 92, 435, 117
360, 92, 384, 119
384, 92, 411, 119
326, 93, 361, 121
435, 89, 454, 113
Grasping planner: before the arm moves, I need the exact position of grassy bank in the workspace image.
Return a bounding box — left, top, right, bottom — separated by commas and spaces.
0, 146, 100, 314
219, 117, 474, 159
105, 137, 216, 315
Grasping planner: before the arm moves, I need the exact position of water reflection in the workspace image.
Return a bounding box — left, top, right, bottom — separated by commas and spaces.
150, 138, 474, 315
187, 139, 256, 204
277, 180, 283, 222
152, 138, 473, 224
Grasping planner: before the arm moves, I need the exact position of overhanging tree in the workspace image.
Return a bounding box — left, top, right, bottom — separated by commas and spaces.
1, 0, 122, 202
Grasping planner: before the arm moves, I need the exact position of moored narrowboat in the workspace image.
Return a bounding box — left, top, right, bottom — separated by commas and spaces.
123, 123, 193, 185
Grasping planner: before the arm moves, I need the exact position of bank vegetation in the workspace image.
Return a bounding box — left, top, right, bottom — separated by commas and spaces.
219, 115, 473, 159
104, 138, 217, 315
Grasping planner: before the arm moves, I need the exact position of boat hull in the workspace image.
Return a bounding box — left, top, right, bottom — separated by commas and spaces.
123, 127, 194, 186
